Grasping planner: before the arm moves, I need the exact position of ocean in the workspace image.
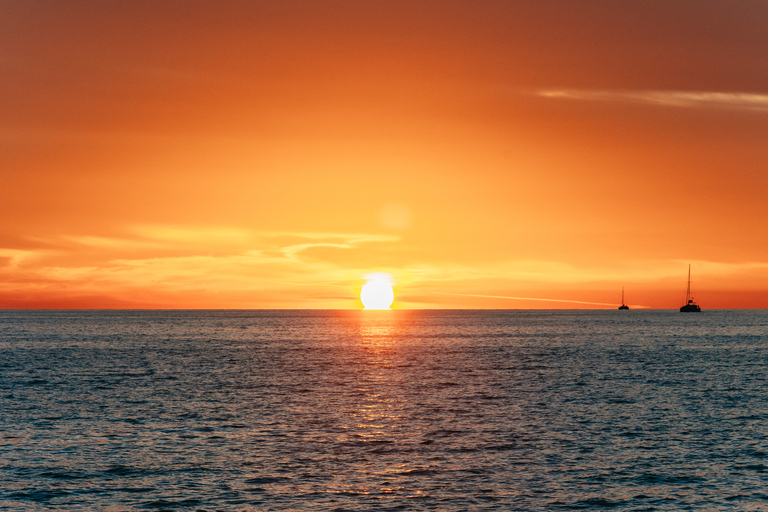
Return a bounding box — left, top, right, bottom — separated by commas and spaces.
1, 309, 767, 511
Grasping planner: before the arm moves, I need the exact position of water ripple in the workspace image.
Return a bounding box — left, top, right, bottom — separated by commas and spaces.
1, 309, 768, 510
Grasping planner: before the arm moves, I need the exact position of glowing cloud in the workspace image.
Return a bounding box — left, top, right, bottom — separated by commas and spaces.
537, 89, 768, 111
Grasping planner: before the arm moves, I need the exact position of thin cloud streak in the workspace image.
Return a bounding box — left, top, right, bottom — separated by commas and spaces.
262, 232, 400, 242
537, 90, 768, 111
433, 291, 640, 308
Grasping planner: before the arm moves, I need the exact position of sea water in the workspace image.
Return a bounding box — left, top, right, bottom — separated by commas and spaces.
1, 309, 767, 511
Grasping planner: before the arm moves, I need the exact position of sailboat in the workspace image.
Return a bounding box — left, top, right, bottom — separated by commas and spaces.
679, 264, 701, 312
618, 287, 629, 310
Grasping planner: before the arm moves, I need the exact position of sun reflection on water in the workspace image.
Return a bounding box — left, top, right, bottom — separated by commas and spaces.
348, 311, 410, 444
357, 309, 400, 341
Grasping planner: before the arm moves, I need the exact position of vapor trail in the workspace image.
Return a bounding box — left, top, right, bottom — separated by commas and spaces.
537, 89, 768, 111
434, 291, 627, 307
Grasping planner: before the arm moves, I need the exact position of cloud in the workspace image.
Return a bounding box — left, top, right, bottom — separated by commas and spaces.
261, 232, 399, 242
278, 233, 400, 260
132, 225, 253, 245
0, 227, 405, 307
0, 249, 37, 268
432, 291, 621, 307
394, 259, 768, 292
5, 222, 768, 308
64, 235, 166, 250
537, 89, 768, 111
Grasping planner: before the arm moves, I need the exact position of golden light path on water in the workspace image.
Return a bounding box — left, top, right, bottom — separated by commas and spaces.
348, 310, 415, 492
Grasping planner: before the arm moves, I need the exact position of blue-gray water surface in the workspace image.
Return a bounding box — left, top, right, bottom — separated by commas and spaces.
1, 309, 768, 511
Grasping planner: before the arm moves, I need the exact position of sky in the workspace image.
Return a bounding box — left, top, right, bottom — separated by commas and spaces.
2, 0, 767, 309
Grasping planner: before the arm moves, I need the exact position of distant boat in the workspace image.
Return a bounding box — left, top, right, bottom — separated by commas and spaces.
680, 264, 701, 312
618, 287, 629, 310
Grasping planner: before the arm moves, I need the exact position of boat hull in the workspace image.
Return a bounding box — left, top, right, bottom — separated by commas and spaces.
680, 304, 701, 312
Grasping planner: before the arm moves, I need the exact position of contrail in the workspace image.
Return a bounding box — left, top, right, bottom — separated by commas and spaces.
433, 291, 626, 307
537, 89, 768, 111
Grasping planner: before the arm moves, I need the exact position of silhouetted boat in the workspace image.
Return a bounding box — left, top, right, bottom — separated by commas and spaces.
680, 264, 701, 312
618, 287, 629, 310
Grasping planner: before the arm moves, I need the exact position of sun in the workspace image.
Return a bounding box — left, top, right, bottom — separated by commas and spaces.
360, 273, 394, 310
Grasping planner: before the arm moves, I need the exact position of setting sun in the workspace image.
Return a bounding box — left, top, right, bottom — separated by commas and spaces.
360, 273, 395, 310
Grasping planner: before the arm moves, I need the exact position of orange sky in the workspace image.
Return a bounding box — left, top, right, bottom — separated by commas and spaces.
2, 1, 767, 309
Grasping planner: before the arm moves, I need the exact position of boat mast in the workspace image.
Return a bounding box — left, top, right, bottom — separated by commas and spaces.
621, 287, 625, 305
685, 264, 692, 303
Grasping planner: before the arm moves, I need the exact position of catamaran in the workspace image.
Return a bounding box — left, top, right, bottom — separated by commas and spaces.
680, 264, 701, 312
618, 287, 629, 310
